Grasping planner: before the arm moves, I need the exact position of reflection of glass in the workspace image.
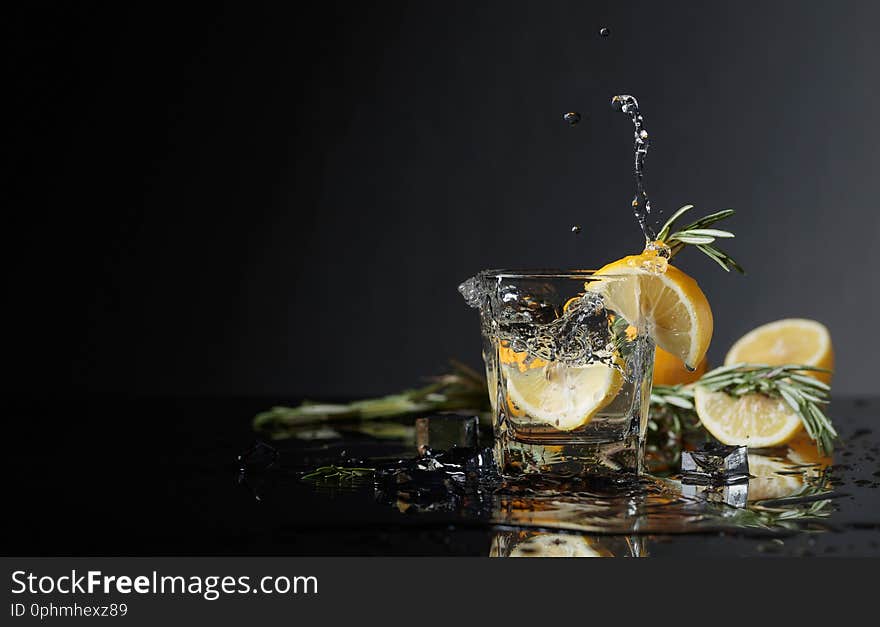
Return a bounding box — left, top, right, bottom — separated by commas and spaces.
490, 530, 647, 557
460, 270, 655, 477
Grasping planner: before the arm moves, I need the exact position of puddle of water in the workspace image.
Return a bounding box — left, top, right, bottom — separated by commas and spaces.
247, 404, 880, 555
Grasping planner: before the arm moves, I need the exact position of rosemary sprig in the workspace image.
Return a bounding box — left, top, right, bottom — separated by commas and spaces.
253, 360, 490, 433
650, 384, 695, 411
657, 204, 744, 273
646, 384, 704, 472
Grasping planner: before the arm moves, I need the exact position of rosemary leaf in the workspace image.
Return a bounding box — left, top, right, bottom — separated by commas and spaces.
662, 205, 745, 273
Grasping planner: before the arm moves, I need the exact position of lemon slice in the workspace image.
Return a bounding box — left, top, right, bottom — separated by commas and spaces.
508, 534, 606, 557
693, 386, 803, 448
503, 361, 622, 431
591, 253, 713, 369
724, 318, 834, 384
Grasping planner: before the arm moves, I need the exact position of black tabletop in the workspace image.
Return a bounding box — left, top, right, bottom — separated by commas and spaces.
7, 397, 879, 557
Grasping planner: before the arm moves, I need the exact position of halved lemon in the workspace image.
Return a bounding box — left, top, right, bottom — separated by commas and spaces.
724, 318, 834, 384
591, 252, 713, 369
503, 361, 623, 431
693, 386, 803, 448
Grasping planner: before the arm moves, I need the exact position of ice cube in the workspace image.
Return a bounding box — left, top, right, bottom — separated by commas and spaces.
681, 443, 749, 484
416, 413, 480, 456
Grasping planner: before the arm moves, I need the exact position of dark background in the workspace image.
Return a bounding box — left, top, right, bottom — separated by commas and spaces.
6, 1, 880, 399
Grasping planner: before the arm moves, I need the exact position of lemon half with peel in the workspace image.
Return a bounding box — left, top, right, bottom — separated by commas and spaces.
503, 361, 623, 431
694, 386, 803, 448
591, 251, 714, 370
724, 318, 833, 384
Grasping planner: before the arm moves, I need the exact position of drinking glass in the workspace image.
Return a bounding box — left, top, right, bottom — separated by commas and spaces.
459, 269, 654, 477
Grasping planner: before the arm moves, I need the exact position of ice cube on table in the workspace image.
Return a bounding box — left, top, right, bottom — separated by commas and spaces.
681, 443, 749, 484
416, 414, 480, 456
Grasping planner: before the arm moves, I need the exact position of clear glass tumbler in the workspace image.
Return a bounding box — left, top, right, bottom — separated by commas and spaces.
459, 269, 654, 477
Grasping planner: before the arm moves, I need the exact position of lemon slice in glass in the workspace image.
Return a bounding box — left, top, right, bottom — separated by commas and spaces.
503, 361, 623, 431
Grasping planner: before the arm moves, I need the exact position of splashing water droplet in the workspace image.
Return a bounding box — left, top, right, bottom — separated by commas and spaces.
571, 225, 582, 234
562, 112, 581, 127
611, 94, 659, 241
645, 240, 671, 258
599, 27, 610, 37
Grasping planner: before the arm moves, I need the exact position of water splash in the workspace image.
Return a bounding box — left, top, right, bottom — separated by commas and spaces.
611, 95, 657, 240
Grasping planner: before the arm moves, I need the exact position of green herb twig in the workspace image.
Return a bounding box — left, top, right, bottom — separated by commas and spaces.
657, 204, 744, 273
646, 384, 704, 472
253, 360, 490, 432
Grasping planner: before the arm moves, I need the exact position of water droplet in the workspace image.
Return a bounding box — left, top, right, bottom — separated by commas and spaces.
571, 225, 582, 234
645, 240, 671, 258
599, 26, 610, 37
562, 112, 581, 127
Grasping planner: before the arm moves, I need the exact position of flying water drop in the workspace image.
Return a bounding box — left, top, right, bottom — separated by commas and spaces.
562, 112, 582, 127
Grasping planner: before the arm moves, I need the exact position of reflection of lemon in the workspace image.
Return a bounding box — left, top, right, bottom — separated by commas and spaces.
747, 453, 805, 502
694, 386, 802, 448
786, 432, 833, 468
592, 252, 713, 369
724, 318, 834, 384
503, 361, 622, 431
508, 534, 607, 557
653, 346, 707, 385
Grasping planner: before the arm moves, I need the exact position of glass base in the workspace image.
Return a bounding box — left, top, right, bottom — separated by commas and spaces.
494, 432, 642, 477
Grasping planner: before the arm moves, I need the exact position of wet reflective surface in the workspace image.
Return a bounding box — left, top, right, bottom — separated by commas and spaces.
7, 397, 879, 556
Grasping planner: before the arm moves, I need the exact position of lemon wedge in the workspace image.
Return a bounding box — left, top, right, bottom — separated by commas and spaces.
591, 252, 713, 370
